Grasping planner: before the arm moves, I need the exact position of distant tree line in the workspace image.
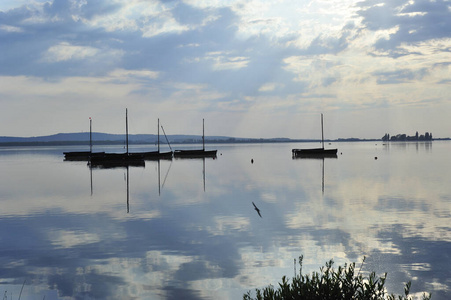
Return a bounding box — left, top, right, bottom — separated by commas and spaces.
382, 131, 433, 141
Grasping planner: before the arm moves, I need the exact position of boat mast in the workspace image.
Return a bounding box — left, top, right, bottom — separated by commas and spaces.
158, 118, 160, 153
126, 108, 129, 155
89, 117, 92, 153
321, 113, 324, 149
202, 118, 205, 151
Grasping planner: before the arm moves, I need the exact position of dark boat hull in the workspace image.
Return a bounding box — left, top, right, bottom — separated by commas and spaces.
145, 151, 173, 160
89, 153, 145, 168
129, 151, 173, 160
292, 148, 338, 158
64, 151, 105, 161
173, 149, 217, 158
89, 160, 145, 168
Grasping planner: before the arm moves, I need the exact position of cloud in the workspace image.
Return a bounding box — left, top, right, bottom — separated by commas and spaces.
42, 42, 99, 62
0, 0, 451, 139
108, 68, 160, 80
373, 68, 429, 84
204, 51, 249, 70
357, 0, 451, 56
258, 82, 284, 92
0, 24, 23, 32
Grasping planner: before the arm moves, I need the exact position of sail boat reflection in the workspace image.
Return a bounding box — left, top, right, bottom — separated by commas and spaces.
156, 158, 172, 196
126, 165, 130, 213
173, 156, 211, 192
90, 165, 93, 196
203, 157, 206, 192
87, 163, 133, 213
201, 157, 210, 192
293, 154, 336, 194
89, 159, 145, 169
88, 156, 173, 214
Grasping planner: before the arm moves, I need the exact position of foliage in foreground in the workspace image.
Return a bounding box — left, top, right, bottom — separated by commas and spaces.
244, 256, 431, 300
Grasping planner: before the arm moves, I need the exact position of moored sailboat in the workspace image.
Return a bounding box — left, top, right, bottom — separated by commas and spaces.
292, 114, 337, 158
129, 118, 173, 160
64, 118, 105, 161
173, 119, 217, 158
89, 109, 145, 167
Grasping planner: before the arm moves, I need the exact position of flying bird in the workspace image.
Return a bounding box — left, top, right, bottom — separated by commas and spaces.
252, 202, 262, 218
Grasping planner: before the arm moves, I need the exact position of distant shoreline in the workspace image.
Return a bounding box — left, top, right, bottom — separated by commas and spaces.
1, 132, 449, 147
0, 138, 449, 147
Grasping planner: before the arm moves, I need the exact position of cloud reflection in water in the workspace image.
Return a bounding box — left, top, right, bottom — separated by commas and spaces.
0, 142, 450, 299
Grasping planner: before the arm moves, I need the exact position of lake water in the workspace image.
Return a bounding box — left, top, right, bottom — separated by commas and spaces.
0, 141, 450, 299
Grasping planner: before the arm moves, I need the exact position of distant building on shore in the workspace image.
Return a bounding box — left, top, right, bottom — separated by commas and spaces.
382, 132, 433, 142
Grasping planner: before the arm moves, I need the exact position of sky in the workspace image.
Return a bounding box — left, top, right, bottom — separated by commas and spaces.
0, 0, 450, 139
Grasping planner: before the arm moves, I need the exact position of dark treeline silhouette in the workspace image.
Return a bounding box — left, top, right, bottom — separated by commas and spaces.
382, 131, 433, 141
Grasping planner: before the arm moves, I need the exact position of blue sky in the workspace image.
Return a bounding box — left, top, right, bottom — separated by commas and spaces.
1, 0, 450, 139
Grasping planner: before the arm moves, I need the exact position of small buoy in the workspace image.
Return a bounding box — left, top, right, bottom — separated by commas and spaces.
251, 159, 254, 164
375, 157, 378, 160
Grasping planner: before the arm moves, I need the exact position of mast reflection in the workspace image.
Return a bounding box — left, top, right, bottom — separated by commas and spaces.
155, 158, 172, 196
126, 165, 129, 213
88, 161, 144, 213
293, 154, 337, 194
173, 156, 212, 192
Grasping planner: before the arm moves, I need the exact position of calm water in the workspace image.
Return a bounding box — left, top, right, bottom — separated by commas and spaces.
0, 141, 450, 299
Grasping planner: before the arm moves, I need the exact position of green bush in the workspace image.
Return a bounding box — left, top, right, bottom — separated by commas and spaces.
243, 256, 431, 300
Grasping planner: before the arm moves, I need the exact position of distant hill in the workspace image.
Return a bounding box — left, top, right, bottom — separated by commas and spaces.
0, 132, 294, 145
1, 132, 411, 146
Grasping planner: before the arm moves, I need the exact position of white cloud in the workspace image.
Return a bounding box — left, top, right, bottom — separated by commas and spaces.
49, 230, 101, 248
205, 51, 249, 70
258, 82, 284, 92
141, 18, 189, 38
108, 69, 159, 80
42, 42, 99, 62
0, 24, 24, 33
208, 216, 250, 236
0, 0, 47, 12
81, 0, 190, 37
0, 0, 451, 139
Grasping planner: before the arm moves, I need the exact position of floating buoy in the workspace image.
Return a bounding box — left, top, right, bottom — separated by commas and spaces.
375, 157, 378, 160
251, 159, 254, 164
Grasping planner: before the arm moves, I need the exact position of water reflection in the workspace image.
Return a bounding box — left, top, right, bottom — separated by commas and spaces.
293, 155, 336, 195
90, 160, 173, 214
88, 157, 146, 169
0, 142, 450, 299
126, 166, 130, 213
383, 141, 433, 153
